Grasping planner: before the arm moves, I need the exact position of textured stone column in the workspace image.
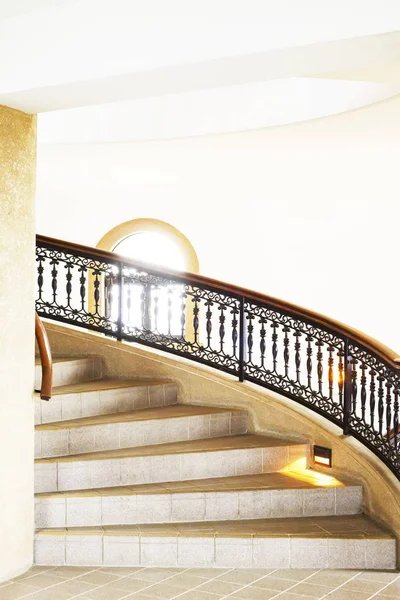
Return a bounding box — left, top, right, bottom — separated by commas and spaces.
0, 105, 36, 581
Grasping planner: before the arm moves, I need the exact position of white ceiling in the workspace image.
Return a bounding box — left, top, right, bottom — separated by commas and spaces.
38, 79, 399, 144
0, 0, 71, 20
1, 0, 400, 112
1, 0, 399, 141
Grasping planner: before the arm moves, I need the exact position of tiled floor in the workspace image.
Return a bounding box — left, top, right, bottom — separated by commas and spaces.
1, 566, 399, 600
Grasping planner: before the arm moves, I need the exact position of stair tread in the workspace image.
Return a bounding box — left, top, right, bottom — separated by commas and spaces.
35, 434, 304, 463
35, 470, 355, 498
49, 378, 174, 395
36, 404, 242, 430
35, 514, 394, 539
35, 355, 100, 366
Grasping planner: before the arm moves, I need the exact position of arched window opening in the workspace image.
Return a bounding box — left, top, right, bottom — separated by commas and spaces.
112, 232, 186, 334
97, 219, 199, 338
113, 231, 186, 272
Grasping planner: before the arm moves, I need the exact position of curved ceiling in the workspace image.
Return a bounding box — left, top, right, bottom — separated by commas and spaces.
38, 78, 400, 144
1, 1, 399, 141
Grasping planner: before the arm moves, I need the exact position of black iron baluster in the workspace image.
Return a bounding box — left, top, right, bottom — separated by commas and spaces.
386, 382, 392, 441
231, 307, 239, 358
283, 326, 290, 378
180, 291, 186, 339
378, 375, 385, 436
271, 322, 278, 373
205, 299, 213, 347
78, 265, 87, 311
116, 263, 123, 341
140, 283, 151, 331
37, 258, 44, 300
306, 335, 313, 388
238, 298, 245, 381
351, 358, 358, 415
247, 314, 254, 364
294, 332, 301, 384
393, 388, 399, 450
343, 340, 352, 435
51, 259, 59, 304
153, 285, 159, 332
360, 363, 367, 421
315, 340, 324, 400
338, 348, 344, 406
193, 295, 200, 345
65, 262, 73, 308
126, 279, 132, 326
369, 369, 376, 428
105, 273, 113, 320
259, 317, 267, 369
93, 269, 101, 315
219, 304, 226, 352
327, 346, 334, 400
167, 286, 173, 336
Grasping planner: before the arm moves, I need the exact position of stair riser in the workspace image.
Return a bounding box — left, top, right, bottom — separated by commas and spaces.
34, 444, 308, 493
35, 412, 248, 458
34, 534, 396, 569
35, 358, 102, 390
35, 384, 177, 425
35, 486, 363, 528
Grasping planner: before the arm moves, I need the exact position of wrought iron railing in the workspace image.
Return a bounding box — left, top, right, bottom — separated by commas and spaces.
36, 235, 400, 479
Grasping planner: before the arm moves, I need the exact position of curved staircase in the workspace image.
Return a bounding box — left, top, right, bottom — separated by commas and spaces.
34, 356, 396, 569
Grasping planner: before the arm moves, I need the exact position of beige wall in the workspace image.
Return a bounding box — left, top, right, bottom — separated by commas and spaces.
0, 105, 36, 581
45, 321, 400, 563
36, 96, 400, 353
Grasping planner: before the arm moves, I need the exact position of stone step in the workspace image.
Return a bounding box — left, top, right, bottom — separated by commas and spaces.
34, 434, 308, 493
35, 356, 102, 390
34, 471, 363, 528
35, 405, 248, 458
34, 514, 396, 569
35, 379, 178, 425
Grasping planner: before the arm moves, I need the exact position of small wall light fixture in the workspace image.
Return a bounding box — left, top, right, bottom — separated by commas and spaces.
313, 445, 332, 468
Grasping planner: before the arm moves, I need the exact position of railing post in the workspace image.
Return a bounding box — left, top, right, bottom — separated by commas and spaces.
117, 262, 123, 341
343, 337, 352, 435
238, 296, 246, 382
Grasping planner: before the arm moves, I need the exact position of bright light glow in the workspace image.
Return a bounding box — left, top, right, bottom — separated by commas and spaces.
114, 232, 186, 271
280, 457, 342, 487
111, 232, 186, 335
314, 456, 331, 467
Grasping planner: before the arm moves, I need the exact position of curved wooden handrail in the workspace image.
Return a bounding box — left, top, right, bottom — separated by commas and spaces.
37, 233, 400, 369
35, 312, 52, 400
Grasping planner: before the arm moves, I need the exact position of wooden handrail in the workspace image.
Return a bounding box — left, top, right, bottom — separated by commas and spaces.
37, 234, 400, 369
35, 312, 52, 400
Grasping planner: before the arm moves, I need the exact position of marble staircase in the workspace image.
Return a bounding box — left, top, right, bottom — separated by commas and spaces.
33, 356, 397, 569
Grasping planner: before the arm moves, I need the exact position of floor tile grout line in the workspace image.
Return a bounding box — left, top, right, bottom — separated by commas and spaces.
8, 565, 104, 598
67, 567, 194, 600
268, 569, 326, 600
316, 570, 368, 599
8, 565, 61, 584
215, 568, 281, 600
365, 572, 400, 600
167, 568, 236, 600
11, 565, 144, 599
6, 567, 400, 599
219, 568, 323, 600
